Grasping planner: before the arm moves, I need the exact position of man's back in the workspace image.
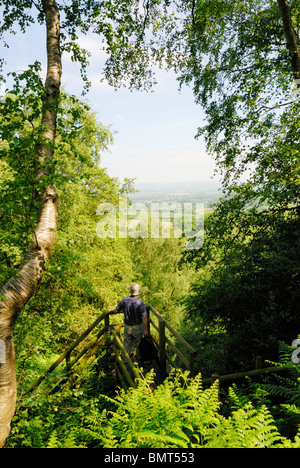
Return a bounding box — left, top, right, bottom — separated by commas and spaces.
116, 295, 147, 326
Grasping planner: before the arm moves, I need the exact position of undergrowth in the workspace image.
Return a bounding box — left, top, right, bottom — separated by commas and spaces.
6, 357, 300, 448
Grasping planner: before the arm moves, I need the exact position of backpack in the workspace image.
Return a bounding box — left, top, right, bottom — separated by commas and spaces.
138, 335, 158, 363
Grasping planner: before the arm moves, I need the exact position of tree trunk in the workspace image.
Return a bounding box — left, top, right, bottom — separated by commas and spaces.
0, 0, 62, 448
277, 0, 300, 86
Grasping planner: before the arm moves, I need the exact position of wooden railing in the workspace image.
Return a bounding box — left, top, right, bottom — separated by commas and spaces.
23, 306, 197, 395
107, 306, 197, 385
111, 325, 141, 389
202, 363, 290, 388
146, 304, 197, 378
24, 309, 115, 395
23, 305, 293, 399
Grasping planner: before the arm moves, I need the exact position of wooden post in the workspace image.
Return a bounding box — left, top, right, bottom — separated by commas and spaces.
255, 356, 263, 370
147, 308, 151, 335
189, 351, 196, 378
105, 313, 110, 330
159, 318, 166, 377
65, 353, 71, 373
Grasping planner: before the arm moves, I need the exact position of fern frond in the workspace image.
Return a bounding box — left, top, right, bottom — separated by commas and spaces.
227, 385, 251, 409
46, 431, 60, 449
248, 405, 283, 448
138, 430, 189, 448
62, 430, 86, 448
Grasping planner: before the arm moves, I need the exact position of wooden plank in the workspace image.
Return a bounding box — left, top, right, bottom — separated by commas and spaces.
202, 365, 289, 386
68, 329, 108, 369
164, 321, 196, 354
115, 364, 129, 390
146, 304, 161, 321
165, 353, 176, 369
111, 329, 141, 382
159, 319, 167, 376
112, 344, 136, 388
149, 319, 159, 333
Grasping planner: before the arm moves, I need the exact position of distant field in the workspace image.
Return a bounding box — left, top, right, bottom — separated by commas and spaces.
130, 180, 223, 208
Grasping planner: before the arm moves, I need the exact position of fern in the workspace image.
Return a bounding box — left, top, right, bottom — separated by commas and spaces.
61, 430, 84, 448
263, 377, 300, 405
206, 389, 285, 448
84, 370, 222, 448
138, 430, 190, 448
8, 364, 300, 448
46, 429, 85, 448
82, 369, 300, 449
235, 404, 283, 448
46, 431, 60, 449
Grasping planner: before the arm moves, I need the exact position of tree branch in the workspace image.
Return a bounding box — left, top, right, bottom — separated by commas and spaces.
192, 0, 196, 25
32, 0, 44, 14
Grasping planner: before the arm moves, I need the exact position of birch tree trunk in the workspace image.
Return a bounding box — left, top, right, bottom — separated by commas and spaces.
277, 0, 300, 85
0, 0, 62, 448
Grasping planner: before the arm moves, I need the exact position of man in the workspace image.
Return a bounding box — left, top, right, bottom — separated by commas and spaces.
113, 283, 148, 367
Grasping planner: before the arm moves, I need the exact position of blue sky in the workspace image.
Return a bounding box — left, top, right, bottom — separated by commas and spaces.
1, 21, 219, 186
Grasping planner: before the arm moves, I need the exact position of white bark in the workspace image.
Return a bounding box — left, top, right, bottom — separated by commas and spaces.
0, 0, 62, 447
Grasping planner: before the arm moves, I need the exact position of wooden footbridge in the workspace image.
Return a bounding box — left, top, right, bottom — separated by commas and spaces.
24, 305, 197, 396
24, 304, 292, 398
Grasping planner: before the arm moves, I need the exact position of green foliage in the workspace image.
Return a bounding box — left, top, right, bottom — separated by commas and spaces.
185, 210, 300, 372
7, 368, 300, 448
211, 396, 285, 448
94, 372, 221, 448
152, 0, 300, 187
1, 0, 300, 449
0, 73, 42, 283
0, 0, 171, 93
93, 369, 300, 448
173, 1, 300, 375
129, 237, 194, 327
0, 83, 133, 346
